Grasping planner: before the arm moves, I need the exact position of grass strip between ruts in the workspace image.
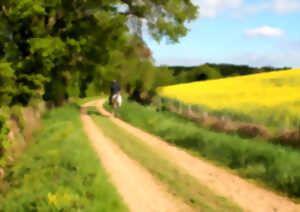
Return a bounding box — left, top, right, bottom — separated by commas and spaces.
89, 106, 242, 212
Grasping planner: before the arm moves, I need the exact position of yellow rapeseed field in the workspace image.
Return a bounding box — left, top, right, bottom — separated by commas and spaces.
159, 68, 300, 129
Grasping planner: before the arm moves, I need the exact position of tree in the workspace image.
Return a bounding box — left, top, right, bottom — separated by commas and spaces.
153, 66, 176, 87
0, 0, 198, 105
194, 64, 222, 80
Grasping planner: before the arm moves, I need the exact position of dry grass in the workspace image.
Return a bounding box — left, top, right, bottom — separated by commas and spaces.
275, 129, 300, 147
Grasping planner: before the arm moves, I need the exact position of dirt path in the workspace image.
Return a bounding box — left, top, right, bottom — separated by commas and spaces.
94, 99, 300, 212
80, 101, 191, 212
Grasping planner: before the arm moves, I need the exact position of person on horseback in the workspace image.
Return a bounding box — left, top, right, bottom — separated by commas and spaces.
109, 80, 121, 105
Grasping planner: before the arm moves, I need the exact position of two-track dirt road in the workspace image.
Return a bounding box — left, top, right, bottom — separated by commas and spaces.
81, 99, 300, 212
81, 101, 191, 212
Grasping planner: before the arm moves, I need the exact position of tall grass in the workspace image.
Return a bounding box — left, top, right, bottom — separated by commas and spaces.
108, 99, 300, 198
0, 103, 128, 212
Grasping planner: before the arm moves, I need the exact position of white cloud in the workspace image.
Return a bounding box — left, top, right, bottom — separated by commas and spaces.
236, 0, 300, 17
192, 0, 300, 18
272, 0, 300, 13
244, 26, 284, 38
234, 3, 270, 17
192, 0, 243, 18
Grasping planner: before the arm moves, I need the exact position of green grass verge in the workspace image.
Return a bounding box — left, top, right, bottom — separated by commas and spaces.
89, 107, 241, 212
0, 103, 128, 212
105, 98, 300, 199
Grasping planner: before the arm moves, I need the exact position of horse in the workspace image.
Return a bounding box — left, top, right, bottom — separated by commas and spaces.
111, 92, 122, 117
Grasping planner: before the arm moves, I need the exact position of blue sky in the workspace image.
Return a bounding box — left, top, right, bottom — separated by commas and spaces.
144, 0, 300, 68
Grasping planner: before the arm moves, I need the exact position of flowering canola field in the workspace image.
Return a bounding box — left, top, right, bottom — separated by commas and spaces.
159, 68, 300, 129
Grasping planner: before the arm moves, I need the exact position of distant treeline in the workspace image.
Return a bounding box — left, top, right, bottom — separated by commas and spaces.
171, 63, 291, 77
155, 63, 291, 87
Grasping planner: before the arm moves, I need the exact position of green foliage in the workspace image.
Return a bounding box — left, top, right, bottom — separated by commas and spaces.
154, 64, 223, 87
208, 63, 290, 77
153, 66, 176, 88
95, 35, 158, 100
196, 64, 223, 79
0, 0, 198, 106
0, 103, 128, 211
0, 112, 10, 160
28, 37, 67, 72
176, 64, 222, 83
113, 98, 300, 197
123, 0, 198, 42
0, 61, 15, 106
0, 61, 13, 162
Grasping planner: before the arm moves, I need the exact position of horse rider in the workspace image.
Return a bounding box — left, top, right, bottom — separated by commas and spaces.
109, 80, 121, 105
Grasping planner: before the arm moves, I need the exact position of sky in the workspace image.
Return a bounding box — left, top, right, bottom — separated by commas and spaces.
144, 0, 300, 68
